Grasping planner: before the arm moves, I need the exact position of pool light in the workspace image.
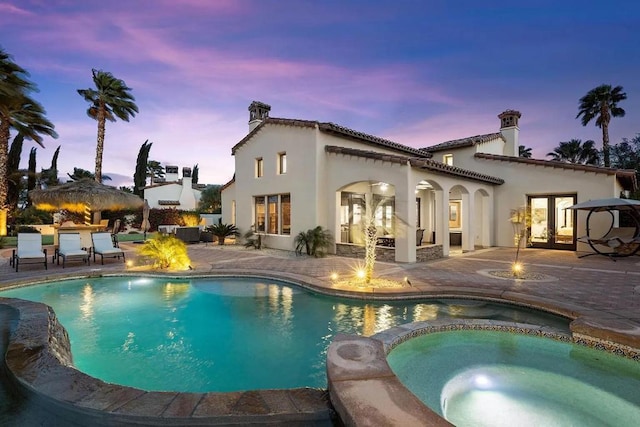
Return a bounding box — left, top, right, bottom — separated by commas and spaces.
356, 269, 366, 280
330, 272, 339, 281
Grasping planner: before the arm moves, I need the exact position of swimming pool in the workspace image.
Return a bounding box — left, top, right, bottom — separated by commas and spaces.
387, 330, 640, 426
0, 276, 570, 392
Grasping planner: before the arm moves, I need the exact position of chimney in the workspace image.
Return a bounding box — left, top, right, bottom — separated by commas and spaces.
165, 165, 179, 182
498, 110, 521, 157
248, 101, 271, 131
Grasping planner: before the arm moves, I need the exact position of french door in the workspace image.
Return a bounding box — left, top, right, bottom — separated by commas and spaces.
528, 194, 577, 250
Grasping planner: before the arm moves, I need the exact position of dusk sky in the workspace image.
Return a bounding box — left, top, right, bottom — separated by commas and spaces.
2, 0, 639, 188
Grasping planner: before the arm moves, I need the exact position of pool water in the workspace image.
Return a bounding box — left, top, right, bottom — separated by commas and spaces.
0, 276, 569, 392
387, 330, 640, 427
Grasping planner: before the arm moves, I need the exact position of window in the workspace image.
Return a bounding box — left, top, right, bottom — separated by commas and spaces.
281, 194, 291, 235
254, 194, 290, 235
255, 157, 263, 178
443, 154, 453, 166
416, 198, 421, 228
268, 195, 278, 234
255, 196, 265, 232
278, 152, 287, 174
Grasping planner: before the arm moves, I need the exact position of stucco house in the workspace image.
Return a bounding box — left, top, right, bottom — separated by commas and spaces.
143, 166, 205, 211
221, 101, 637, 262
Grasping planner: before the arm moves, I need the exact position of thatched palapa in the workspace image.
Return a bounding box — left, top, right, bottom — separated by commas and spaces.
29, 179, 144, 213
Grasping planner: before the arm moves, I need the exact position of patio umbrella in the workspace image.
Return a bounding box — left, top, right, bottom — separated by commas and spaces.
29, 179, 144, 214
567, 198, 640, 212
141, 199, 151, 240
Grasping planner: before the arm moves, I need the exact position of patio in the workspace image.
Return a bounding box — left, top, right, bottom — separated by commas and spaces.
0, 243, 639, 425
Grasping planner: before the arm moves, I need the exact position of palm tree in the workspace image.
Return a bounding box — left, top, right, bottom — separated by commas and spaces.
547, 139, 599, 165
0, 48, 57, 235
519, 145, 533, 158
77, 69, 138, 183
576, 84, 627, 167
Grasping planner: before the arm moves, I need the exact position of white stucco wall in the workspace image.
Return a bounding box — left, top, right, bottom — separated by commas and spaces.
144, 183, 202, 210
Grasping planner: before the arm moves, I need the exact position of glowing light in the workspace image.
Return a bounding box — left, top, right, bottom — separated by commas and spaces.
330, 272, 339, 281
379, 182, 388, 192
356, 269, 366, 279
474, 374, 492, 389
126, 260, 134, 268
512, 262, 523, 276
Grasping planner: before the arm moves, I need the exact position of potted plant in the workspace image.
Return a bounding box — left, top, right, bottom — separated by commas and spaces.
207, 223, 240, 245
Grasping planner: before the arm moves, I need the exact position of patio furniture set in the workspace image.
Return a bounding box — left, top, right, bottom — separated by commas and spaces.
10, 231, 126, 272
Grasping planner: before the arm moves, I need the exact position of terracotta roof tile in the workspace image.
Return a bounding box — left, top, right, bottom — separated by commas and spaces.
318, 122, 430, 157
422, 132, 504, 152
325, 145, 504, 185
231, 117, 431, 158
158, 200, 180, 206
474, 153, 638, 190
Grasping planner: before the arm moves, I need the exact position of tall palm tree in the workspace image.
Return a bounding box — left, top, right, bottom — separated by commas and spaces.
77, 69, 138, 183
546, 139, 599, 165
576, 84, 627, 167
0, 48, 57, 235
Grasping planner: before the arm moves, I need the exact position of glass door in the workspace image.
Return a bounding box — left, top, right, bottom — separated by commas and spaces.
528, 194, 576, 250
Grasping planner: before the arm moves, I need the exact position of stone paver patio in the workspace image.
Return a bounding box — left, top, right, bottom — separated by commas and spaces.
1, 242, 639, 425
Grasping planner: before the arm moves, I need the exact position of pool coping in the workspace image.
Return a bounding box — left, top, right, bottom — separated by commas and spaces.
2, 271, 640, 426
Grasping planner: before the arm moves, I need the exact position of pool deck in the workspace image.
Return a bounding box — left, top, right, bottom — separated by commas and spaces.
1, 243, 639, 426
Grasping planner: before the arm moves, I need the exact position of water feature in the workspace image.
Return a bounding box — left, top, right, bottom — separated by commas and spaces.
0, 276, 570, 392
387, 330, 640, 426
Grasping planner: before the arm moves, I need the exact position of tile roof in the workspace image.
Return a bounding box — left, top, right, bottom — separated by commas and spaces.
231, 117, 431, 158
158, 200, 180, 206
422, 132, 504, 152
474, 153, 638, 190
318, 122, 430, 157
325, 145, 504, 185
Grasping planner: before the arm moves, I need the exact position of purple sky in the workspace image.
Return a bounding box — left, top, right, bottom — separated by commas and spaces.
2, 0, 639, 188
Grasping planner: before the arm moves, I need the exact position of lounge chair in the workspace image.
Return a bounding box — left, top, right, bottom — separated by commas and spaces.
91, 232, 125, 264
11, 233, 47, 272
578, 227, 640, 259
57, 232, 90, 268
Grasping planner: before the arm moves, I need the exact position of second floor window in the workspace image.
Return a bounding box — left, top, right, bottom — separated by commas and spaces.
443, 154, 453, 166
278, 152, 287, 174
256, 157, 263, 178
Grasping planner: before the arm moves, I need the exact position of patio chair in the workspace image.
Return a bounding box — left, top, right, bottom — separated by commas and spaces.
110, 219, 121, 247
12, 233, 47, 272
57, 232, 90, 268
416, 229, 425, 246
91, 232, 125, 264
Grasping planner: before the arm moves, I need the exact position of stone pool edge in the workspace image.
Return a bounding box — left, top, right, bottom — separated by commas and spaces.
1, 298, 332, 426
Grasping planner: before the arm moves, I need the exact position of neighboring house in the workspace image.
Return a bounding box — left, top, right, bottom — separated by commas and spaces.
143, 166, 205, 210
221, 102, 637, 262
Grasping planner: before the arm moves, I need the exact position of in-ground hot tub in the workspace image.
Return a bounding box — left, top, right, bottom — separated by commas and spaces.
327, 320, 640, 427
387, 329, 640, 426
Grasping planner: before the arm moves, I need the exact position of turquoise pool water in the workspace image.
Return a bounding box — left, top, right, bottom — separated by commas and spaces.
387, 330, 640, 427
0, 276, 569, 392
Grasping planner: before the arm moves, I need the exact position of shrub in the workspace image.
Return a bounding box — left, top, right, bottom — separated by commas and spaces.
294, 226, 333, 257
13, 207, 53, 225
242, 226, 262, 249
181, 211, 201, 227
16, 226, 40, 233
206, 223, 240, 245
138, 234, 191, 270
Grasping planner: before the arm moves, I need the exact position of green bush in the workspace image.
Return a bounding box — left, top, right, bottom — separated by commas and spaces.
16, 226, 40, 233
206, 223, 239, 245
13, 207, 53, 225
294, 226, 333, 257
